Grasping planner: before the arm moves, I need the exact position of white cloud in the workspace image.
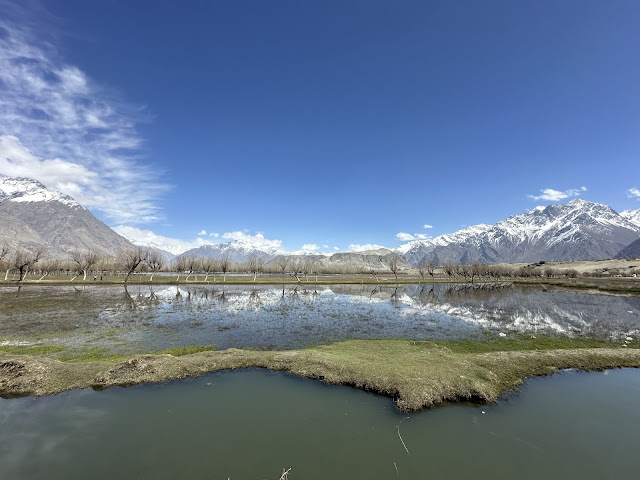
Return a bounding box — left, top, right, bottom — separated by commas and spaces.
349, 243, 386, 252
112, 225, 215, 256
0, 11, 167, 223
396, 232, 431, 242
221, 231, 283, 249
333, 246, 340, 251
197, 230, 207, 236
423, 224, 433, 229
396, 232, 417, 241
628, 188, 640, 200
528, 186, 587, 202
322, 244, 329, 249
301, 243, 319, 251
209, 232, 219, 237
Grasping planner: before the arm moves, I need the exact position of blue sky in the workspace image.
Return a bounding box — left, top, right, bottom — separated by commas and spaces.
1, 0, 639, 253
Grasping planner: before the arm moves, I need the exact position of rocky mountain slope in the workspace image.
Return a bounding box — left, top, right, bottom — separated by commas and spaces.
0, 175, 134, 258
616, 238, 640, 259
396, 199, 640, 266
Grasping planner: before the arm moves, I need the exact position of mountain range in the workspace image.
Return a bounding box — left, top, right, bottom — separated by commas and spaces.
1, 175, 639, 266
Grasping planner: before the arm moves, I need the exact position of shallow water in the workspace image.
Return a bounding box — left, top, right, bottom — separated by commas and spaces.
1, 284, 639, 353
1, 368, 639, 479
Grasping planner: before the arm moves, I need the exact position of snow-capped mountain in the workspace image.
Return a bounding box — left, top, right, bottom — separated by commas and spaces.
621, 209, 640, 228
0, 175, 134, 258
0, 175, 80, 207
396, 199, 640, 266
178, 240, 283, 263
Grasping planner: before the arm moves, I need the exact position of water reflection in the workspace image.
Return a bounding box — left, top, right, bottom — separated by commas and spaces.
1, 284, 638, 352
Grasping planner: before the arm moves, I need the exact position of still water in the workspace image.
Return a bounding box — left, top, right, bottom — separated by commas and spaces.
1, 368, 639, 479
1, 283, 639, 353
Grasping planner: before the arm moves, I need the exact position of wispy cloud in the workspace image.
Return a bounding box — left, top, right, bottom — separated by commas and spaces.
209, 232, 219, 237
627, 188, 640, 200
528, 186, 587, 202
423, 224, 433, 229
396, 232, 431, 242
0, 6, 167, 223
301, 243, 319, 251
349, 243, 386, 252
197, 230, 207, 236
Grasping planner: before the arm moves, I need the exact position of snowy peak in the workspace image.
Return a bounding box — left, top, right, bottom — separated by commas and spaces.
621, 209, 640, 228
397, 199, 640, 265
0, 175, 81, 208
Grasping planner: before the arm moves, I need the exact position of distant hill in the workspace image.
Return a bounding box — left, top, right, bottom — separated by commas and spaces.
0, 175, 134, 258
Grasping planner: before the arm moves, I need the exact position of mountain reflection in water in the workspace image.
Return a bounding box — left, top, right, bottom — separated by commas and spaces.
1, 284, 638, 352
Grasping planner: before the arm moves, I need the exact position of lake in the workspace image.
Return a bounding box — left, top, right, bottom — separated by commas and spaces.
1, 367, 639, 479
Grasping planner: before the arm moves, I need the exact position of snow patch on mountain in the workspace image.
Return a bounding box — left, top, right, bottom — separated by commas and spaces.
621, 209, 640, 228
0, 175, 81, 208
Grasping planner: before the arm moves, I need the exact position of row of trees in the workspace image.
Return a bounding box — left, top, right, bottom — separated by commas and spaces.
2, 243, 620, 283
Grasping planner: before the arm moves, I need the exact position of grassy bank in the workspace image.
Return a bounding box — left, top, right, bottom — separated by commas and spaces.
2, 338, 639, 411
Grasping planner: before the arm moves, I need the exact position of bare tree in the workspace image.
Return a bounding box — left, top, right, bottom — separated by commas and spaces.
173, 256, 187, 282
71, 249, 98, 281
118, 247, 148, 283
219, 255, 231, 282
370, 269, 380, 282
275, 256, 289, 278
14, 247, 45, 281
37, 259, 60, 281
184, 256, 200, 282
146, 250, 164, 282
310, 259, 321, 283
201, 257, 218, 282
0, 243, 10, 281
289, 259, 302, 282
388, 254, 402, 281
247, 253, 263, 282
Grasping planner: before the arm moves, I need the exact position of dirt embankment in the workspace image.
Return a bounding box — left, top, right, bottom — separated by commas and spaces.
3, 340, 640, 411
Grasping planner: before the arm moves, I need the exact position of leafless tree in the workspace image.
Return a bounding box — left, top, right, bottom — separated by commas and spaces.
0, 243, 10, 281
71, 249, 99, 281
118, 247, 148, 283
219, 255, 231, 282
370, 269, 380, 282
201, 257, 218, 282
388, 254, 402, 281
184, 256, 200, 282
14, 247, 45, 281
289, 259, 302, 282
247, 253, 263, 282
37, 259, 60, 281
310, 260, 321, 283
173, 257, 187, 282
146, 250, 164, 282
275, 256, 289, 278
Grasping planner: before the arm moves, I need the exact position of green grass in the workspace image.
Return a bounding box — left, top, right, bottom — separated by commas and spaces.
0, 345, 65, 355
157, 345, 216, 356
437, 335, 634, 354
3, 338, 639, 411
